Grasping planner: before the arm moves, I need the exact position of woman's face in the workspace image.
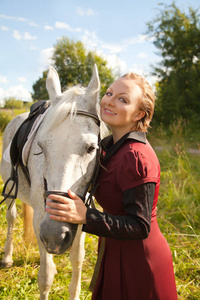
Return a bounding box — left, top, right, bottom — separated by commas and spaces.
100, 78, 144, 135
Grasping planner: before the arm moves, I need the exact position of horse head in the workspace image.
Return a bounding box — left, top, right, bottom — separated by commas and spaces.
38, 65, 102, 254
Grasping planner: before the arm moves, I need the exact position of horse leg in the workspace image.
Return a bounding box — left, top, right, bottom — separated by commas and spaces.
33, 211, 57, 300
69, 225, 86, 300
1, 201, 17, 268
37, 246, 57, 300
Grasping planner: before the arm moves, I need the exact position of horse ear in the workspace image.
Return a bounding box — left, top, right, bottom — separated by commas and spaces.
46, 66, 62, 105
85, 64, 100, 114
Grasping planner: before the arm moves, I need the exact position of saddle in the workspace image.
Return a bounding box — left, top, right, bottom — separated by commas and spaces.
0, 100, 50, 208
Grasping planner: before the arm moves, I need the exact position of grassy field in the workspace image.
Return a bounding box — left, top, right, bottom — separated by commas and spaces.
0, 111, 199, 299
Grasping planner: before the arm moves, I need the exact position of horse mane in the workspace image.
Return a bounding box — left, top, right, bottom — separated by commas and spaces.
42, 85, 109, 138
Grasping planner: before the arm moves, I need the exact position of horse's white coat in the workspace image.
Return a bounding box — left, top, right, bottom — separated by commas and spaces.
0, 65, 106, 300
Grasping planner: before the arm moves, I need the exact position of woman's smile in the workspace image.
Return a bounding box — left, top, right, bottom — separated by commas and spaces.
104, 108, 117, 115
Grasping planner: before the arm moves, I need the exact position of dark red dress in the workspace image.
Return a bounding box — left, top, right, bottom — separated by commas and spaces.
84, 132, 178, 300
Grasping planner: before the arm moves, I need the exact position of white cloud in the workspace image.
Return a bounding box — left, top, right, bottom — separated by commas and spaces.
18, 77, 27, 83
101, 43, 124, 55
24, 32, 37, 40
13, 30, 37, 40
39, 48, 54, 71
1, 25, 9, 31
29, 22, 39, 28
81, 30, 99, 49
125, 34, 148, 45
44, 25, 54, 30
97, 52, 127, 75
129, 64, 146, 75
0, 88, 4, 106
127, 63, 157, 89
76, 7, 96, 16
0, 14, 39, 27
0, 75, 8, 84
0, 14, 26, 21
13, 30, 22, 40
0, 85, 32, 102
80, 30, 127, 74
147, 75, 158, 88
138, 51, 148, 58
81, 30, 124, 55
55, 22, 82, 32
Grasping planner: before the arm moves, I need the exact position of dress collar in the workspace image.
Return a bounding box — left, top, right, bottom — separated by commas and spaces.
100, 131, 146, 162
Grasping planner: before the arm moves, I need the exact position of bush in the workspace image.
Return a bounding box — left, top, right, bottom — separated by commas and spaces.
0, 111, 13, 131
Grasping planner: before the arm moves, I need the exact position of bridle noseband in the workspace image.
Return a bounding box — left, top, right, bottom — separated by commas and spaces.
75, 110, 100, 127
43, 110, 101, 209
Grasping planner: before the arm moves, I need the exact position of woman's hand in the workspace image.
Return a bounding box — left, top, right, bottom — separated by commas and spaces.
45, 190, 87, 224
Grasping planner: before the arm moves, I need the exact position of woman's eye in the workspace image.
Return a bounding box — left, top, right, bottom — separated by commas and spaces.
119, 97, 127, 103
106, 92, 112, 96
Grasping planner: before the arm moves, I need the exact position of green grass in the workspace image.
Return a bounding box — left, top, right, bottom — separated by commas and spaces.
0, 119, 200, 299
155, 149, 200, 299
0, 196, 97, 299
148, 123, 200, 299
0, 109, 28, 132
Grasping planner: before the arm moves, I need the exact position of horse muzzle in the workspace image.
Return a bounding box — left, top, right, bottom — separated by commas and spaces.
40, 190, 80, 254
40, 216, 78, 254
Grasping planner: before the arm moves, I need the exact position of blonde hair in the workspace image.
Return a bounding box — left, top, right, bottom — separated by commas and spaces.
121, 73, 155, 132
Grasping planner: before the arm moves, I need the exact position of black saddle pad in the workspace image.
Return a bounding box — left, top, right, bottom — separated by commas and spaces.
10, 100, 50, 167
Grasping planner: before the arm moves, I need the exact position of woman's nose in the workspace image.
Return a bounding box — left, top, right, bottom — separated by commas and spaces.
107, 95, 115, 106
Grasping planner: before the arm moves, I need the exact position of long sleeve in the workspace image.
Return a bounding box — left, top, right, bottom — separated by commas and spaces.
82, 182, 155, 240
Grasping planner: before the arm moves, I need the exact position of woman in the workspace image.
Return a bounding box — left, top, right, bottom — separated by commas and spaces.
46, 73, 178, 299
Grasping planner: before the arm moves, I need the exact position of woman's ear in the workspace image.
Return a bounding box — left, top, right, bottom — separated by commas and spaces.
133, 111, 145, 121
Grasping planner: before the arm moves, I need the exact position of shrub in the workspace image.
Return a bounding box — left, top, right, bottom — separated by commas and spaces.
0, 111, 13, 131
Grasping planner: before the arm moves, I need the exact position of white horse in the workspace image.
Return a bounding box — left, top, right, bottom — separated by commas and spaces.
0, 65, 106, 300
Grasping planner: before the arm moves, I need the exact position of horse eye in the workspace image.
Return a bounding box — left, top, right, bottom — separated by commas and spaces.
34, 151, 43, 156
34, 142, 43, 155
87, 146, 96, 153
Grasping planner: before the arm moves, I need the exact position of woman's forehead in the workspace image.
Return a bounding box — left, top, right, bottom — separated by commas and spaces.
110, 78, 142, 98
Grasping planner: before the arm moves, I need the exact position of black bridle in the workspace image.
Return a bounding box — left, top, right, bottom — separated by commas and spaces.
1, 109, 101, 210
43, 110, 101, 209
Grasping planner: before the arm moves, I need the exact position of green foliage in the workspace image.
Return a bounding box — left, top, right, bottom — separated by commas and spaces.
0, 108, 31, 132
0, 111, 13, 131
3, 98, 33, 110
156, 148, 200, 298
32, 70, 49, 101
32, 37, 116, 101
4, 98, 23, 109
147, 2, 200, 129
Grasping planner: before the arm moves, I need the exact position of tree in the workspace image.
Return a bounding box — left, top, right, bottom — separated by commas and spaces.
4, 98, 23, 109
32, 70, 49, 101
147, 2, 200, 127
32, 37, 116, 101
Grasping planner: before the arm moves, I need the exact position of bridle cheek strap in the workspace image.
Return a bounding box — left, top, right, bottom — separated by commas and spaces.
43, 109, 101, 209
43, 140, 101, 210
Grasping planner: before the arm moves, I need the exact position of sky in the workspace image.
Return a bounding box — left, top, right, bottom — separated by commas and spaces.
0, 0, 199, 105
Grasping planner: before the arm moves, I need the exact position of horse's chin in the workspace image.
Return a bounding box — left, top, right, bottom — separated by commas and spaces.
41, 231, 74, 255
40, 217, 78, 254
